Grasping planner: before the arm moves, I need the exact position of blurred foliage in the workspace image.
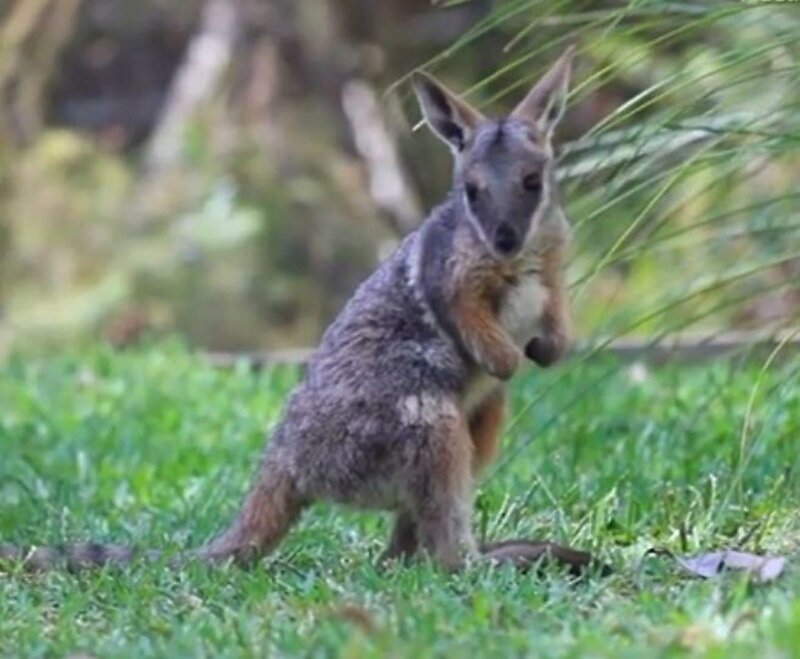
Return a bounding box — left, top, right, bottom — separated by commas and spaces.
0, 0, 798, 355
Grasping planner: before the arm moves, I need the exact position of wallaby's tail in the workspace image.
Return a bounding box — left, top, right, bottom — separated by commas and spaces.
1, 463, 305, 573
0, 542, 163, 573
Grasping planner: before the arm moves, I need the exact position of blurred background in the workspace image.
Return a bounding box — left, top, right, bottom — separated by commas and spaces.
0, 0, 798, 356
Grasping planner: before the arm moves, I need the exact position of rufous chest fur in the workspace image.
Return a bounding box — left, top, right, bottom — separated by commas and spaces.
461, 261, 549, 415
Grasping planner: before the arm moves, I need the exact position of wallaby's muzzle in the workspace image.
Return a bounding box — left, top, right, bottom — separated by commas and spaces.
493, 223, 520, 256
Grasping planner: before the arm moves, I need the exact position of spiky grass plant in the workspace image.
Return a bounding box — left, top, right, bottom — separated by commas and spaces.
414, 0, 800, 342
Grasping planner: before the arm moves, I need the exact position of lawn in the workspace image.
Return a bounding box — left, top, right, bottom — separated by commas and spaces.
1, 343, 799, 658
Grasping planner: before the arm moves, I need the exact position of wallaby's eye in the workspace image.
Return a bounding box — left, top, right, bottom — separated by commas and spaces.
464, 182, 479, 204
523, 173, 542, 192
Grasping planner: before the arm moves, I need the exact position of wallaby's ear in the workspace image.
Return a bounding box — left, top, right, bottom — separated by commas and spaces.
411, 72, 484, 152
511, 45, 575, 139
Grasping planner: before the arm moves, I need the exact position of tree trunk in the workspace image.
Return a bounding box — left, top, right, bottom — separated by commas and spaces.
144, 0, 242, 172
0, 0, 83, 146
0, 0, 82, 319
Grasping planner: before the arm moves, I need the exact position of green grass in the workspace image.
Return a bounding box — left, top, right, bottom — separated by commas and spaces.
1, 343, 799, 658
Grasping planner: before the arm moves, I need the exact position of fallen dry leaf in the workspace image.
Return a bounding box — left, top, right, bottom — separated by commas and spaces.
676, 550, 787, 583
647, 547, 788, 583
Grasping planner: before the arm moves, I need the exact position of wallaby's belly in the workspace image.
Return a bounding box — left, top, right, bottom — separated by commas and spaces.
499, 271, 548, 348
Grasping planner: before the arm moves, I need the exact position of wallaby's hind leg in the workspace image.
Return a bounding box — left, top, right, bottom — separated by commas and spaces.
468, 388, 506, 475
199, 462, 306, 567
380, 511, 418, 564
410, 409, 476, 570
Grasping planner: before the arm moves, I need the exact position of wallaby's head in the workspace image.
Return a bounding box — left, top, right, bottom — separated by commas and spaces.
412, 46, 574, 260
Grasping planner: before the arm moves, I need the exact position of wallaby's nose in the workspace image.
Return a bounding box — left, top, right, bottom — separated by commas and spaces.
494, 223, 520, 256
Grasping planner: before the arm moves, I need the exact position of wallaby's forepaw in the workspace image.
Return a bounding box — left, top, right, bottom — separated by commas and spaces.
485, 344, 521, 380
524, 334, 568, 367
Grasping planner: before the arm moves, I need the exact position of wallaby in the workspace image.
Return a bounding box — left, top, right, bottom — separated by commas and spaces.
1, 47, 575, 573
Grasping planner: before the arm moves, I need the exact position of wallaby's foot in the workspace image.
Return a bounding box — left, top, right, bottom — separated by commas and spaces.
379, 511, 418, 566
416, 514, 476, 571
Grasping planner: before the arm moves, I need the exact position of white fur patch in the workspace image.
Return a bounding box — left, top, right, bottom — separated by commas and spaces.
398, 393, 458, 426
499, 272, 549, 348
406, 232, 424, 291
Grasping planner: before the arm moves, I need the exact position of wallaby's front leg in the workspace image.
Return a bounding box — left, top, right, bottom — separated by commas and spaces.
526, 247, 571, 367
452, 290, 521, 380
